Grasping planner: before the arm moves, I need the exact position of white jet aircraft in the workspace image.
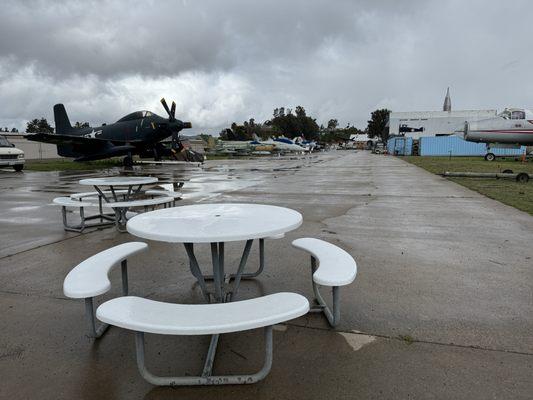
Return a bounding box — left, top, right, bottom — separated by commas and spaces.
463, 108, 533, 160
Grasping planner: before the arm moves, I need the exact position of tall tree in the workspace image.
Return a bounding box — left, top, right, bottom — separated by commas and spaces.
74, 121, 90, 128
367, 109, 390, 141
270, 105, 319, 140
327, 119, 338, 130
295, 106, 306, 118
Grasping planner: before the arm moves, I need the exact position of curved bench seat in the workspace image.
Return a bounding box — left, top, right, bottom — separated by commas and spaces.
145, 189, 182, 207
145, 189, 182, 199
292, 237, 357, 327
70, 190, 129, 200
63, 242, 148, 338
97, 292, 309, 335
101, 197, 173, 209
53, 196, 94, 208
64, 242, 148, 298
53, 196, 112, 232
103, 197, 174, 232
292, 238, 357, 286
96, 293, 309, 386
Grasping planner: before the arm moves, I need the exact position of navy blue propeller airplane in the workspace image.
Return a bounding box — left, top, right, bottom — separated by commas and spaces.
27, 98, 191, 166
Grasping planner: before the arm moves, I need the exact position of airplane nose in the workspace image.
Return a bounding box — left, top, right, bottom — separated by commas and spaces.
183, 122, 192, 129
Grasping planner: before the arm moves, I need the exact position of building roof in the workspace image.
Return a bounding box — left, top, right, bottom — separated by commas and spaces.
390, 109, 497, 119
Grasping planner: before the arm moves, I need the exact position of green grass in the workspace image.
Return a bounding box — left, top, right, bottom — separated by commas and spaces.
404, 156, 533, 215
398, 334, 415, 345
25, 159, 122, 171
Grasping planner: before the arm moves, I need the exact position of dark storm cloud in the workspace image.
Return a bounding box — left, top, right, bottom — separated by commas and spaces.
0, 0, 410, 78
1, 0, 532, 132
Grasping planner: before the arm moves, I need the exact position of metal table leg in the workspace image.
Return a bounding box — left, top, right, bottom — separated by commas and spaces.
203, 238, 266, 281
183, 243, 210, 303
229, 239, 253, 301
182, 239, 255, 377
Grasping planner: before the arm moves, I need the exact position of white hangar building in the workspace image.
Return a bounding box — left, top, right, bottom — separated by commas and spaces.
388, 89, 497, 139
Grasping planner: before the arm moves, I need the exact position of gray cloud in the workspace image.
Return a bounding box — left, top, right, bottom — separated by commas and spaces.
0, 0, 532, 133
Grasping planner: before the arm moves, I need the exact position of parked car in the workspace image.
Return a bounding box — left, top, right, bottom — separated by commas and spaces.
0, 135, 25, 171
371, 141, 386, 154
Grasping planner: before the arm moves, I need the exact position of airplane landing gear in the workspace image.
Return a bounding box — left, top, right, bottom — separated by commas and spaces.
123, 155, 133, 167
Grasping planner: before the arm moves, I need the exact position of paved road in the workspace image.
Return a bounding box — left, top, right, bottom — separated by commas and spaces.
1, 152, 532, 399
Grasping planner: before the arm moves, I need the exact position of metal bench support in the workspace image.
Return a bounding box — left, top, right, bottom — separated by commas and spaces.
134, 326, 273, 386
84, 260, 129, 338
309, 256, 341, 327
61, 205, 114, 233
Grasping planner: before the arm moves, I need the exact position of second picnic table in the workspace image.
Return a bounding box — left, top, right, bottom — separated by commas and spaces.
78, 176, 159, 202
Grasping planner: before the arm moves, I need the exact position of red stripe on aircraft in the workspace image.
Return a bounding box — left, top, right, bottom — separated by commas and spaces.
476, 130, 533, 134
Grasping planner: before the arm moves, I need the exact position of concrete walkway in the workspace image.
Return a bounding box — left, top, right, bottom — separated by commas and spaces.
1, 152, 532, 399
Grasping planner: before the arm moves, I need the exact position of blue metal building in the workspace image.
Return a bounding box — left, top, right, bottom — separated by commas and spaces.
419, 136, 526, 156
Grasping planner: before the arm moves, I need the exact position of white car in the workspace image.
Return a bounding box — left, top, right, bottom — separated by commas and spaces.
0, 135, 25, 171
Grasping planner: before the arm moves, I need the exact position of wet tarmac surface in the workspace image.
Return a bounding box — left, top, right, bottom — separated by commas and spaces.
1, 151, 533, 399
0, 156, 322, 258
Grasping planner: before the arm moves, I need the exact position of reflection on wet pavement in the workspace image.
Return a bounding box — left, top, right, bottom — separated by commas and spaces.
0, 155, 329, 258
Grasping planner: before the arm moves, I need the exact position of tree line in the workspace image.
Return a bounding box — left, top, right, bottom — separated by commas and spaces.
220, 106, 390, 143
22, 119, 90, 134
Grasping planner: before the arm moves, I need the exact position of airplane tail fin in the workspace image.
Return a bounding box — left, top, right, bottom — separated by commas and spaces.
54, 104, 73, 134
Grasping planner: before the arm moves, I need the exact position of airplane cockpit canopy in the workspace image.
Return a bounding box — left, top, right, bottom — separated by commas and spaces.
117, 111, 153, 122
498, 108, 525, 120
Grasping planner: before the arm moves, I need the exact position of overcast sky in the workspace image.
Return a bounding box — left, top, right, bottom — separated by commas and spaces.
1, 0, 532, 134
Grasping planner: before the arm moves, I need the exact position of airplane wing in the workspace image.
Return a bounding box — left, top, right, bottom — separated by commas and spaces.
26, 132, 136, 161
25, 132, 110, 146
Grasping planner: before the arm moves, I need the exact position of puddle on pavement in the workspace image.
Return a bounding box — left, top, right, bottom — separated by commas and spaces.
0, 154, 339, 258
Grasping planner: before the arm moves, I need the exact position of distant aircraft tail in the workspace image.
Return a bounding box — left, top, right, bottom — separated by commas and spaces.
54, 104, 73, 134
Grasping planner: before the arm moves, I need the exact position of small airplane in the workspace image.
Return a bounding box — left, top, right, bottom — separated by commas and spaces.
26, 98, 191, 166
256, 137, 309, 153
462, 108, 533, 160
293, 136, 317, 152
216, 135, 309, 155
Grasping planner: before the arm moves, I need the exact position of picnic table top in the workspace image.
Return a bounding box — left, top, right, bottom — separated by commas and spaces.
127, 203, 303, 243
79, 176, 158, 186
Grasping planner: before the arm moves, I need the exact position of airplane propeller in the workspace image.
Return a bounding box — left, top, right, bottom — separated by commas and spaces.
170, 101, 176, 119
160, 97, 187, 155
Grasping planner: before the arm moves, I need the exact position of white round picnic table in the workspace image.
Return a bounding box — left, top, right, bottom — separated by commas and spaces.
126, 202, 303, 376
127, 202, 302, 302
79, 176, 158, 187
78, 176, 158, 203
127, 203, 302, 243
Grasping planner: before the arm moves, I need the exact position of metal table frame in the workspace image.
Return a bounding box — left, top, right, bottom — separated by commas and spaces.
90, 182, 153, 231
182, 237, 267, 377
92, 183, 146, 204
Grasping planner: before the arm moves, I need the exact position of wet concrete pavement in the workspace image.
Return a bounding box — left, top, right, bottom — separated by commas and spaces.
1, 151, 532, 399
